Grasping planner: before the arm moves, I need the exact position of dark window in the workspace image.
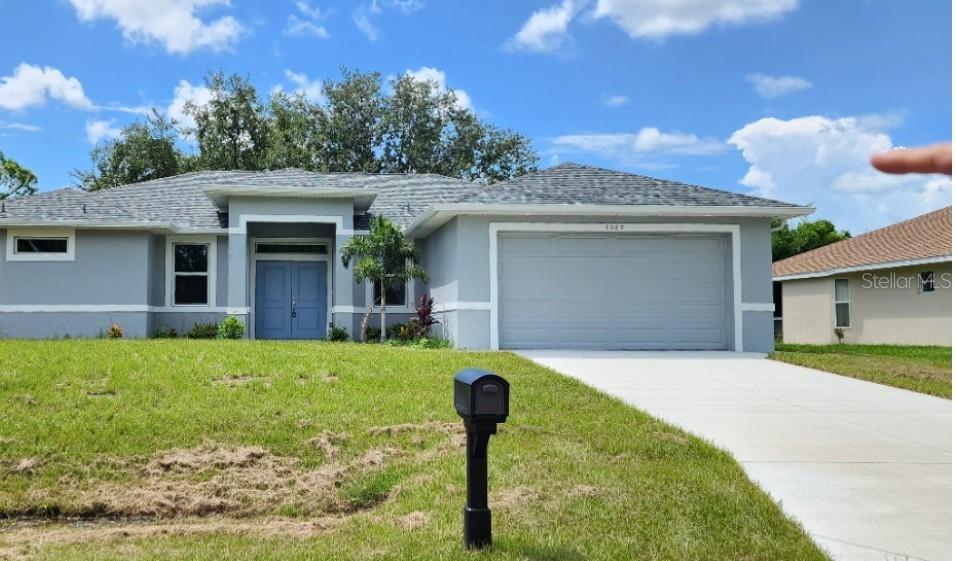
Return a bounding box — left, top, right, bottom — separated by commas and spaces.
15, 238, 68, 254
174, 244, 208, 273
920, 271, 935, 293
175, 276, 208, 305
772, 281, 783, 319
173, 243, 209, 305
373, 280, 407, 307
255, 243, 328, 254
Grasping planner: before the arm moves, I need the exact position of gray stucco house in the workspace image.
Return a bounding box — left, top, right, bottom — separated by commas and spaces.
0, 163, 811, 351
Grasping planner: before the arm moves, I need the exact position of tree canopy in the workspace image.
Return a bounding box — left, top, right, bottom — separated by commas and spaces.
75, 69, 538, 190
0, 150, 38, 200
339, 215, 428, 342
772, 218, 851, 261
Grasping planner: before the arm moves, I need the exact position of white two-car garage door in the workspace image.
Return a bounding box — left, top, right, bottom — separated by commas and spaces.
497, 232, 731, 350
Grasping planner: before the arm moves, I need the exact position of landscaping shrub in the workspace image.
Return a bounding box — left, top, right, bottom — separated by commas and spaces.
364, 326, 382, 342
326, 326, 350, 342
387, 322, 416, 341
187, 322, 218, 339
384, 337, 452, 349
152, 326, 178, 339
107, 324, 123, 339
408, 295, 440, 338
217, 316, 245, 339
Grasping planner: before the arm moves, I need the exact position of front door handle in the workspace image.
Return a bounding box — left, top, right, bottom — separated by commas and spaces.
291, 296, 297, 319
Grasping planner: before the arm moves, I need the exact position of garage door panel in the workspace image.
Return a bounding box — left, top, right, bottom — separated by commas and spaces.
498, 232, 730, 350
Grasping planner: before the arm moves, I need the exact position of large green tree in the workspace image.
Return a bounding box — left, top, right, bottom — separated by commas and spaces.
772, 219, 851, 261
187, 72, 269, 171
0, 150, 37, 200
75, 69, 537, 189
72, 111, 185, 191
339, 216, 428, 343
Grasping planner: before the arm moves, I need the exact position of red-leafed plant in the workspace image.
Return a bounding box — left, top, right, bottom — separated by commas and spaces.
409, 295, 440, 338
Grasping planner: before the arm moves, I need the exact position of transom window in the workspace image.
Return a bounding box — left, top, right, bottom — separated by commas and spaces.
5, 229, 75, 262
834, 279, 850, 328
255, 242, 328, 255
173, 242, 210, 306
15, 237, 68, 254
919, 271, 935, 293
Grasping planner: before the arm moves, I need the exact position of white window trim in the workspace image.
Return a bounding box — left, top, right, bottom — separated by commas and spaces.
366, 277, 415, 313
249, 237, 332, 340
834, 278, 851, 328
166, 235, 217, 308
5, 228, 75, 262
488, 222, 744, 351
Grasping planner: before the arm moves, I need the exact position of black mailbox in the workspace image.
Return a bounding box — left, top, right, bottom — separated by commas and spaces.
454, 369, 509, 423
453, 368, 510, 550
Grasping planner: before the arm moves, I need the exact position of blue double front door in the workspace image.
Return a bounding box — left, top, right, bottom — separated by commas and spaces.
255, 261, 328, 340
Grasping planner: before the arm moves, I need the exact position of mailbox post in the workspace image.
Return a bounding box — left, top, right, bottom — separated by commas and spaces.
454, 369, 509, 549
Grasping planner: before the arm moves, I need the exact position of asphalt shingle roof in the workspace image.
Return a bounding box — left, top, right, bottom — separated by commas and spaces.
0, 163, 806, 231
456, 163, 805, 208
773, 206, 952, 278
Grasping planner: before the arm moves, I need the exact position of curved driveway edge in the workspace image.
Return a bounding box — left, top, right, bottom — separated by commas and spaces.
517, 350, 952, 561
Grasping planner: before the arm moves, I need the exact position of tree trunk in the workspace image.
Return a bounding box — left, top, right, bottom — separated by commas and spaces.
379, 278, 387, 343
360, 302, 373, 343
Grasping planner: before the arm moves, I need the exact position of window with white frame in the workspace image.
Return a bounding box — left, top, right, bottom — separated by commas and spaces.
171, 241, 213, 306
834, 279, 850, 328
5, 229, 75, 261
919, 271, 935, 293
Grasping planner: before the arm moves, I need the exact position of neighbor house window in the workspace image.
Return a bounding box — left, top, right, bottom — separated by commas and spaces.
373, 280, 407, 307
5, 229, 75, 262
834, 279, 850, 328
168, 238, 216, 306
920, 271, 935, 293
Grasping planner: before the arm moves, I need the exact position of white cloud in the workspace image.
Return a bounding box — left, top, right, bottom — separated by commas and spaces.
0, 122, 41, 132
404, 67, 472, 111
0, 63, 93, 111
746, 73, 811, 98
353, 0, 382, 41
552, 127, 727, 158
68, 0, 245, 55
284, 0, 330, 38
549, 126, 727, 169
601, 94, 629, 107
728, 115, 952, 233
592, 0, 798, 40
279, 70, 326, 104
166, 79, 213, 133
508, 0, 578, 52
85, 118, 122, 144
390, 0, 425, 14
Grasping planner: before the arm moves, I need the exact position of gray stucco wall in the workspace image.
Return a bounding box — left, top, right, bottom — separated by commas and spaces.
0, 229, 150, 305
417, 215, 775, 352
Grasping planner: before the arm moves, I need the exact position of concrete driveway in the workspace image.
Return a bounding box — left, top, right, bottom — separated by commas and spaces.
518, 350, 952, 561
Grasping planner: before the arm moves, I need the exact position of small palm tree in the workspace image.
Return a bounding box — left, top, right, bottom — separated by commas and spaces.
340, 216, 428, 342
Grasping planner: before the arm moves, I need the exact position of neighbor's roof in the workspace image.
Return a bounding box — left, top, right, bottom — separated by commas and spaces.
456, 163, 807, 208
773, 206, 953, 279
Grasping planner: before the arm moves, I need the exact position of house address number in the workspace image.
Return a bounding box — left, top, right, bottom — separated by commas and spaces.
605, 224, 627, 232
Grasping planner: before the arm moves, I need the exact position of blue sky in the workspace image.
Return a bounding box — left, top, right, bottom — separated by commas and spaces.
0, 0, 950, 233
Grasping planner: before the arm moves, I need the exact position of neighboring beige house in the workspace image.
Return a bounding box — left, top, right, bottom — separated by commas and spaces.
773, 207, 952, 346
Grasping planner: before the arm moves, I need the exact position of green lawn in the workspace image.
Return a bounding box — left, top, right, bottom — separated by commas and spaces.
771, 343, 952, 398
0, 341, 826, 561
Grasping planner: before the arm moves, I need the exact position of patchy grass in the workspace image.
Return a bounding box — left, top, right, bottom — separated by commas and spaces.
771, 343, 952, 398
0, 341, 827, 561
